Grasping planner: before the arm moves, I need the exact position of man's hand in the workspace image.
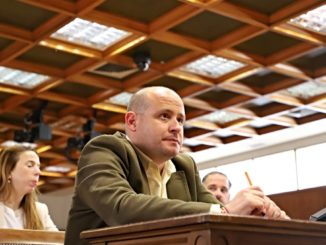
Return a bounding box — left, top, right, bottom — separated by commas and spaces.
224, 186, 290, 220
263, 196, 290, 219
224, 186, 265, 215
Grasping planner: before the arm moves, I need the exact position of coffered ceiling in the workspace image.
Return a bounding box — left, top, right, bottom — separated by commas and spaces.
0, 0, 325, 192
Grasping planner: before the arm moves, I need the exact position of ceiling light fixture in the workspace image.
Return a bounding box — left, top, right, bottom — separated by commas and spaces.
289, 5, 326, 34
0, 66, 50, 89
181, 55, 245, 78
51, 18, 131, 50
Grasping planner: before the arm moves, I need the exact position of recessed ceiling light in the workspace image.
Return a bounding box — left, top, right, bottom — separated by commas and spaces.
1, 140, 37, 149
51, 18, 131, 50
107, 92, 134, 106
0, 66, 50, 89
180, 55, 245, 78
287, 81, 326, 99
198, 110, 243, 124
289, 5, 326, 35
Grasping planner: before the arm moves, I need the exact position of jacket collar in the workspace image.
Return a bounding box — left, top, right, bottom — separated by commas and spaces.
115, 132, 155, 171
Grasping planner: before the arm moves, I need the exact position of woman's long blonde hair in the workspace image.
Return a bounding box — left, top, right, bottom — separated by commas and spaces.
0, 145, 43, 229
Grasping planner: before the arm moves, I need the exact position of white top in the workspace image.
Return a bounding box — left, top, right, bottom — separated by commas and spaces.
0, 201, 58, 230
2, 203, 24, 228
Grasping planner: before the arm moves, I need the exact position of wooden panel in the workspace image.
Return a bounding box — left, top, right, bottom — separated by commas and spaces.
81, 214, 326, 245
0, 229, 64, 245
269, 186, 326, 220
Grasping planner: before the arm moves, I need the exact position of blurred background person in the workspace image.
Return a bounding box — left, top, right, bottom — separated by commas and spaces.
202, 171, 231, 204
0, 145, 57, 230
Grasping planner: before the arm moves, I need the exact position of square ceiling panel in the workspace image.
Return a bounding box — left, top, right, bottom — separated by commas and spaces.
183, 137, 209, 147
184, 106, 212, 121
49, 82, 101, 98
0, 66, 50, 89
188, 144, 216, 152
96, 0, 182, 23
0, 111, 27, 126
180, 55, 245, 78
247, 96, 272, 106
285, 108, 326, 125
23, 98, 67, 113
288, 47, 326, 74
51, 18, 131, 51
90, 63, 139, 80
287, 108, 318, 119
254, 124, 287, 135
170, 11, 245, 41
286, 81, 326, 100
289, 5, 326, 35
0, 37, 12, 51
184, 126, 213, 138
228, 0, 295, 15
106, 92, 133, 107
249, 118, 274, 128
234, 32, 303, 57
197, 110, 244, 126
245, 100, 294, 117
17, 46, 84, 69
214, 129, 236, 138
94, 110, 123, 122
219, 134, 249, 144
0, 92, 12, 102
194, 87, 253, 108
125, 40, 190, 63
237, 69, 301, 94
0, 0, 55, 30
144, 75, 206, 91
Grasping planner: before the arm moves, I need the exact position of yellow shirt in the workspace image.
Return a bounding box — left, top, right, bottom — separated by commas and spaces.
146, 160, 176, 198
126, 135, 222, 213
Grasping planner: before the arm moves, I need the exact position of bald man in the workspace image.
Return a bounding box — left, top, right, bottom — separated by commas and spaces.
202, 171, 231, 204
65, 86, 289, 245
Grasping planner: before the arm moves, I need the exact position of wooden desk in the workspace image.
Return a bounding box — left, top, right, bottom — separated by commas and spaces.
0, 229, 64, 245
81, 214, 326, 245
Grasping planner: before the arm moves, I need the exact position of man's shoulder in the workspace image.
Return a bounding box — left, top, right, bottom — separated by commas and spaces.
173, 152, 194, 162
88, 131, 128, 146
81, 131, 136, 159
172, 153, 196, 170
92, 131, 125, 140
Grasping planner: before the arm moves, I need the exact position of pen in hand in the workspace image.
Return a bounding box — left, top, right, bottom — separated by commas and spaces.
244, 171, 265, 216
245, 171, 253, 186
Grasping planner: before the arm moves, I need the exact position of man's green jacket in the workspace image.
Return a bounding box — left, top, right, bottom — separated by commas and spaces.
64, 132, 219, 245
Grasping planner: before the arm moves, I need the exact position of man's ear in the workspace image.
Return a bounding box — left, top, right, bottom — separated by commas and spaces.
125, 111, 137, 131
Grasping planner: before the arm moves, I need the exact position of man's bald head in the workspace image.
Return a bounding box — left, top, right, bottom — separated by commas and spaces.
127, 86, 182, 113
125, 86, 185, 164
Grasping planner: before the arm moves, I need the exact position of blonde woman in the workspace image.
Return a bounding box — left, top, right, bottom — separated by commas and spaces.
0, 145, 57, 230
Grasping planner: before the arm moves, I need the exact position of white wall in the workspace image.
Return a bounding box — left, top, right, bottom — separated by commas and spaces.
38, 187, 73, 230
192, 119, 326, 169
